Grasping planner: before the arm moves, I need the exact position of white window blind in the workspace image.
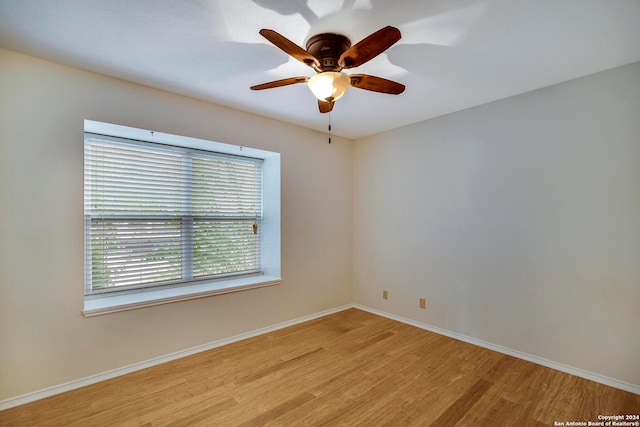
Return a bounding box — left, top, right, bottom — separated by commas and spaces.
84, 133, 263, 296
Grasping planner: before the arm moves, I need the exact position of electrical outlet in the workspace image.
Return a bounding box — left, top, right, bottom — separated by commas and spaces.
419, 298, 426, 309
383, 290, 388, 300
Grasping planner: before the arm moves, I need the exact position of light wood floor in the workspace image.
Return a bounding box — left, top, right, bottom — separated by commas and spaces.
1, 308, 638, 426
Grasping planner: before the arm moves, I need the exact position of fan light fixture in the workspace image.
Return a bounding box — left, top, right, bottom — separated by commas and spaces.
307, 72, 350, 102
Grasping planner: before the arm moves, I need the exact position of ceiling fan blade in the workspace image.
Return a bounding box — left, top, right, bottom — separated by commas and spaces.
349, 74, 405, 94
339, 26, 401, 68
259, 29, 319, 67
318, 100, 334, 113
250, 76, 309, 90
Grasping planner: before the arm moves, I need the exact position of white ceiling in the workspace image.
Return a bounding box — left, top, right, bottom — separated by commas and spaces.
1, 0, 639, 139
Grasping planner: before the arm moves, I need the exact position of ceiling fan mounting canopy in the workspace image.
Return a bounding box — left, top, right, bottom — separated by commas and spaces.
305, 33, 351, 72
251, 26, 405, 113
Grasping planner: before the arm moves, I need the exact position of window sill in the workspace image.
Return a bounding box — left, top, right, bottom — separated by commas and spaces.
82, 275, 282, 317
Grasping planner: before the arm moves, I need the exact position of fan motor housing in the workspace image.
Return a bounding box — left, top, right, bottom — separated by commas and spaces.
305, 33, 351, 72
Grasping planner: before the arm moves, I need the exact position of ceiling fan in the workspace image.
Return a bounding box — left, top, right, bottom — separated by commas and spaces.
251, 26, 405, 113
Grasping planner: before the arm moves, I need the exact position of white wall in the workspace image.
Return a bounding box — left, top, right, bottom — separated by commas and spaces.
353, 62, 640, 387
0, 48, 352, 400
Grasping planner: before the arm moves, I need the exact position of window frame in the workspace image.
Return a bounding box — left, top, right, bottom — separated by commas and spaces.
82, 120, 281, 317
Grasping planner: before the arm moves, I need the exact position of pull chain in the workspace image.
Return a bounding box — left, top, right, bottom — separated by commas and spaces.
328, 111, 332, 144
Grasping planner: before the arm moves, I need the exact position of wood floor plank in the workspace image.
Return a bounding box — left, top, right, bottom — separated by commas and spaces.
236, 392, 316, 427
1, 308, 638, 426
430, 378, 494, 426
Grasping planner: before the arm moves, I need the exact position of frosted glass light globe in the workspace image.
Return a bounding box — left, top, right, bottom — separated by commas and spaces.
307, 72, 350, 102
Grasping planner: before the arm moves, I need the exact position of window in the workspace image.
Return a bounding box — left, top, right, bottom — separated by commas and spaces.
83, 121, 280, 315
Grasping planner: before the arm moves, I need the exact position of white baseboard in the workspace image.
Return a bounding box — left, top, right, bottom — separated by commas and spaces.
2, 302, 637, 411
0, 304, 353, 411
353, 304, 640, 396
